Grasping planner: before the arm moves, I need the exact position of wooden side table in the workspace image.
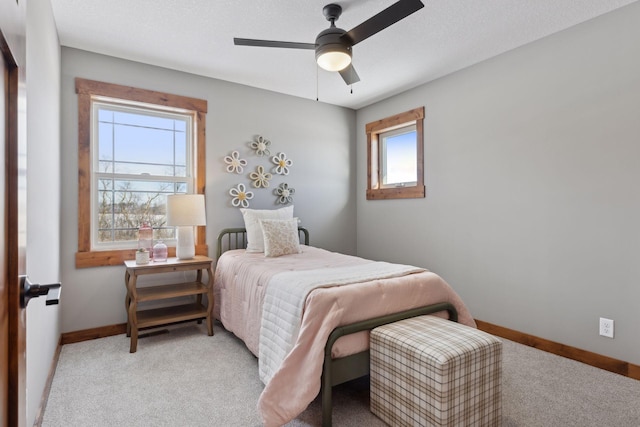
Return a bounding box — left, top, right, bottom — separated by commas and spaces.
123, 255, 214, 353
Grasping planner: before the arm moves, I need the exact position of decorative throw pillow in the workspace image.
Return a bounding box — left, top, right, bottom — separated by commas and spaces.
260, 218, 302, 257
240, 205, 294, 252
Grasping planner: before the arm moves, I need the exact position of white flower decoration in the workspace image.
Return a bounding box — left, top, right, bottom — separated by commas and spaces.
274, 183, 295, 205
250, 135, 271, 157
229, 183, 254, 208
272, 152, 293, 175
224, 151, 247, 174
249, 165, 272, 188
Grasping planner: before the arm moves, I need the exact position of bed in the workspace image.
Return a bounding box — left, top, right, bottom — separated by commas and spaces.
213, 224, 476, 427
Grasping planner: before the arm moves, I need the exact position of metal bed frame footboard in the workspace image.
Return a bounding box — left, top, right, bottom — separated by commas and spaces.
321, 302, 458, 427
215, 228, 458, 427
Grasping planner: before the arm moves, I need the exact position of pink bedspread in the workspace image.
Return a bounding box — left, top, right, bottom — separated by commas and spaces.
213, 246, 476, 427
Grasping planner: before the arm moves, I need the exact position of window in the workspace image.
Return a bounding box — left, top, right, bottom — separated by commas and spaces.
94, 103, 192, 249
75, 78, 208, 267
366, 106, 425, 200
380, 124, 417, 188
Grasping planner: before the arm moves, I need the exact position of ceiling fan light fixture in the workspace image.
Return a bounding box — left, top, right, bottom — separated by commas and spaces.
316, 48, 351, 72
234, 0, 426, 84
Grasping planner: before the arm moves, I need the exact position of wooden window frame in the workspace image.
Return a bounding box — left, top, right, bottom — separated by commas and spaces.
75, 78, 208, 268
366, 106, 425, 200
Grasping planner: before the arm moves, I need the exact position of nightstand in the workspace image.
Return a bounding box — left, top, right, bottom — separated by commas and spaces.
123, 255, 214, 353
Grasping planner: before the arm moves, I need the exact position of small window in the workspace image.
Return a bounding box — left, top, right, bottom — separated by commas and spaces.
379, 124, 417, 188
75, 78, 208, 267
366, 107, 425, 200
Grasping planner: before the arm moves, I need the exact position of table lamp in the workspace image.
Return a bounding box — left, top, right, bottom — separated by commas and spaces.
166, 194, 206, 259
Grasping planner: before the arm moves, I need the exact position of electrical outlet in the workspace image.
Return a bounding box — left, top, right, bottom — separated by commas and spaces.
599, 317, 614, 338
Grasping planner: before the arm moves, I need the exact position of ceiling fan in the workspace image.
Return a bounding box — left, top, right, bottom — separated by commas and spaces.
234, 0, 425, 85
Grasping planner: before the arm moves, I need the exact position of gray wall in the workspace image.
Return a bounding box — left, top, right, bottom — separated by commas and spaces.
356, 3, 640, 365
25, 0, 62, 425
59, 48, 356, 333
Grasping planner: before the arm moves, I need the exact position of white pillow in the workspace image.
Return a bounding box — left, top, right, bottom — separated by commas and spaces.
260, 218, 302, 257
240, 206, 294, 252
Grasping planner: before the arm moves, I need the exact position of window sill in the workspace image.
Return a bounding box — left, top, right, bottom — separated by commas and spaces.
366, 185, 425, 200
75, 244, 209, 268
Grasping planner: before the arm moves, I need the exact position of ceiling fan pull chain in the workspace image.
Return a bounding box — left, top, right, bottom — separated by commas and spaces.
316, 65, 319, 101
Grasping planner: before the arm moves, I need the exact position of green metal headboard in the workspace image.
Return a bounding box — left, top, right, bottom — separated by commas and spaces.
216, 226, 310, 260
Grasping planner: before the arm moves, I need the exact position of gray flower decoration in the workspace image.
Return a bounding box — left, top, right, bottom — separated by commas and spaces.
249, 165, 272, 188
250, 135, 271, 157
272, 152, 293, 175
274, 183, 295, 205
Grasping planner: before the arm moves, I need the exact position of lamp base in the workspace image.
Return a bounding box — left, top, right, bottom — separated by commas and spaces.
175, 226, 196, 260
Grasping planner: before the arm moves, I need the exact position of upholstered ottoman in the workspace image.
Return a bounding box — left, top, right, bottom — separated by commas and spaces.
370, 315, 502, 427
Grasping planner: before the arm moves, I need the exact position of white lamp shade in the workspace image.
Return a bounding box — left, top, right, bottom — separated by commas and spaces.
166, 194, 206, 226
166, 194, 206, 260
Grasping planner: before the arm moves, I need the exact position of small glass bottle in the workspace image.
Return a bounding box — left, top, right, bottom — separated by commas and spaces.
153, 241, 168, 262
138, 223, 153, 258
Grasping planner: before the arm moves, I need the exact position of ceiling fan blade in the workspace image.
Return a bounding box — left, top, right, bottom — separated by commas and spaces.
339, 64, 360, 85
342, 0, 424, 46
234, 38, 316, 50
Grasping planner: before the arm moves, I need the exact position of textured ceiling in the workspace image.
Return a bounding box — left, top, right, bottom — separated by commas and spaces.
50, 0, 637, 110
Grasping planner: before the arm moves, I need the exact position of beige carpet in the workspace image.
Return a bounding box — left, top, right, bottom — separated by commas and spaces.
41, 322, 640, 427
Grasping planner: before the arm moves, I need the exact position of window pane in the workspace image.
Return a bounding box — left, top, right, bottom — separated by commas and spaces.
112, 161, 185, 177
98, 123, 113, 162
382, 128, 417, 185
96, 177, 186, 244
174, 120, 186, 132
113, 125, 175, 163
175, 133, 186, 166
98, 109, 113, 122
113, 111, 177, 131
112, 126, 182, 174
97, 106, 189, 178
175, 182, 187, 193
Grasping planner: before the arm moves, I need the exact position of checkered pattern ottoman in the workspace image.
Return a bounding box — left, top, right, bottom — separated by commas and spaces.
370, 315, 502, 427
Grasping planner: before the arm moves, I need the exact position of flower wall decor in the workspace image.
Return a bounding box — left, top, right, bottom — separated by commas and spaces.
250, 135, 271, 157
274, 183, 295, 205
272, 152, 293, 175
249, 165, 272, 188
229, 183, 254, 208
224, 137, 298, 208
224, 151, 247, 174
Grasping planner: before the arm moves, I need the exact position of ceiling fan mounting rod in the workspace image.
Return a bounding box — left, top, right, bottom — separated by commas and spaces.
323, 4, 343, 24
